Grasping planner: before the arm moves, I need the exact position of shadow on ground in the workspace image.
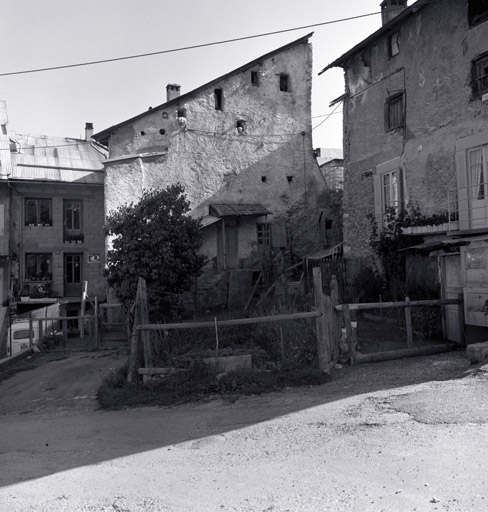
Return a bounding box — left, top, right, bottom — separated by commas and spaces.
0, 347, 479, 490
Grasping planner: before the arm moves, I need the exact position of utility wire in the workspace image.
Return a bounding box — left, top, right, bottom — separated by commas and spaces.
0, 10, 392, 78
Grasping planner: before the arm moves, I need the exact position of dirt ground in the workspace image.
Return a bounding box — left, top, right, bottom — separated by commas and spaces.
0, 348, 487, 511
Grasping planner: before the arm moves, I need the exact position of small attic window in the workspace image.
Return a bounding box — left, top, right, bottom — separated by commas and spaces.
251, 71, 259, 86
214, 89, 223, 110
140, 131, 146, 136
261, 176, 267, 183
177, 107, 187, 118
280, 73, 290, 92
159, 129, 166, 135
388, 31, 400, 57
286, 175, 294, 183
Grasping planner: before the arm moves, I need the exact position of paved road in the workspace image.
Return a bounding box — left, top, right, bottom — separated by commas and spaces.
0, 350, 487, 511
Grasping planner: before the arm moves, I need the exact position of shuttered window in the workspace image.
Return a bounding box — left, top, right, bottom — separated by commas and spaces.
385, 93, 405, 131
473, 53, 488, 98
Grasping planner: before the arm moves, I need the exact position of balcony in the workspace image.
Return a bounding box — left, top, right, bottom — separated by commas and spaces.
448, 183, 488, 232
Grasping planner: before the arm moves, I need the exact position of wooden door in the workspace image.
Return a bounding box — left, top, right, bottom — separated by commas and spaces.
441, 254, 463, 343
64, 253, 82, 297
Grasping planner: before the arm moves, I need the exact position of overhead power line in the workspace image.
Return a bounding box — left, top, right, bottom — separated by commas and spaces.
0, 10, 391, 78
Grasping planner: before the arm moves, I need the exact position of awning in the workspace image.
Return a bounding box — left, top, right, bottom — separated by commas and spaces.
209, 203, 271, 217
402, 234, 488, 252
200, 215, 221, 229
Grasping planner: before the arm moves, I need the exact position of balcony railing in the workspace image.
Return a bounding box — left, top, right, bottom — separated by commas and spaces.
448, 183, 488, 232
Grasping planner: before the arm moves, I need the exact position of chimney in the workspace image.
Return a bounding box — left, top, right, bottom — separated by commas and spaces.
85, 122, 94, 141
166, 84, 181, 102
380, 0, 408, 26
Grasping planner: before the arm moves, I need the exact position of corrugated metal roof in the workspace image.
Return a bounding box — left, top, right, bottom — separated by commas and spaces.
209, 204, 270, 217
8, 132, 107, 184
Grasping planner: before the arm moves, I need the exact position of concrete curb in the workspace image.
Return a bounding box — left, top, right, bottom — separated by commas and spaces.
0, 348, 34, 369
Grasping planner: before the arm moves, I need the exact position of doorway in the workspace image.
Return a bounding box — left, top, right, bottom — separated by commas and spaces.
64, 253, 82, 297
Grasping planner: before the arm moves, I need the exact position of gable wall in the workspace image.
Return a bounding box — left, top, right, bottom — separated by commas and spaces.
342, 0, 488, 256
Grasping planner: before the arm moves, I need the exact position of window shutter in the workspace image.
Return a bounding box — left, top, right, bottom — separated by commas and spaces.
455, 150, 470, 230
373, 174, 383, 228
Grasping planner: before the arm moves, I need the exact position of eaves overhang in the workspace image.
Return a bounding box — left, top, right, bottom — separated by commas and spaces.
318, 0, 430, 75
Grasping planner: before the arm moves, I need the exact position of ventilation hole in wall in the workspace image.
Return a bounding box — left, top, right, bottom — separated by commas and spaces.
286, 175, 294, 183
236, 120, 246, 134
261, 176, 267, 183
325, 220, 333, 230
251, 71, 259, 86
280, 73, 290, 92
177, 108, 187, 118
159, 129, 166, 135
162, 112, 169, 119
214, 88, 223, 110
140, 131, 146, 136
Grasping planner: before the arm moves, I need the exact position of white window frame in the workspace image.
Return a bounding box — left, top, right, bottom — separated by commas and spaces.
374, 157, 404, 227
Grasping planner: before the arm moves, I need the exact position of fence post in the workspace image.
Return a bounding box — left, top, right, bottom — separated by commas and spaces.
405, 296, 413, 348
94, 296, 99, 349
128, 289, 142, 385
138, 277, 153, 369
29, 314, 33, 348
330, 275, 341, 361
457, 293, 465, 346
313, 266, 330, 372
343, 304, 357, 365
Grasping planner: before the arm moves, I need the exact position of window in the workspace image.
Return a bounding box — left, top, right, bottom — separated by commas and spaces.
257, 223, 271, 246
373, 158, 403, 227
382, 170, 401, 214
468, 146, 488, 200
473, 53, 488, 99
280, 73, 290, 92
214, 89, 223, 110
385, 93, 405, 130
64, 200, 83, 242
25, 198, 52, 226
65, 200, 81, 230
469, 0, 488, 26
26, 253, 52, 281
388, 31, 400, 57
251, 71, 259, 86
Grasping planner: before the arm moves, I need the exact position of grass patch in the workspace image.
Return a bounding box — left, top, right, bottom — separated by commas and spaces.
97, 361, 330, 409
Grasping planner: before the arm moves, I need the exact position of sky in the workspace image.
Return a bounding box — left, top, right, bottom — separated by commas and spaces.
0, 0, 408, 149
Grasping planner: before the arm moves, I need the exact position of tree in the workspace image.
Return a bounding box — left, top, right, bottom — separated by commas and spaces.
105, 184, 206, 320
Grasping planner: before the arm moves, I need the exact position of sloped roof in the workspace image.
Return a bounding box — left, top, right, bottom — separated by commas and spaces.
94, 32, 313, 142
316, 148, 343, 166
9, 132, 107, 184
318, 0, 429, 74
209, 204, 270, 217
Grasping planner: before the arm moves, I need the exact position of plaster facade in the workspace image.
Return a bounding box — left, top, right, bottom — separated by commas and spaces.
97, 34, 333, 265
323, 0, 488, 257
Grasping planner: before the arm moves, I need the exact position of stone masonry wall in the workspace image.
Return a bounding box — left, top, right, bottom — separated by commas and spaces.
104, 41, 327, 258
342, 0, 488, 257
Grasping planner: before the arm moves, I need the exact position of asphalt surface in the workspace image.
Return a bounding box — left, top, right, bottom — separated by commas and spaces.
0, 349, 487, 511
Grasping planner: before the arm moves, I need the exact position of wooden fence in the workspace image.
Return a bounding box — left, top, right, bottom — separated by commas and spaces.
129, 268, 340, 383
127, 270, 464, 384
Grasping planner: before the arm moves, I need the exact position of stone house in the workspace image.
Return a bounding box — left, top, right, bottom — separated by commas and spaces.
94, 34, 339, 309
0, 101, 107, 329
319, 0, 488, 341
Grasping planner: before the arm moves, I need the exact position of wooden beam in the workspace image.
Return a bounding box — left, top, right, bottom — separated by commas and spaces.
355, 344, 458, 364
137, 310, 321, 331
335, 298, 460, 311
